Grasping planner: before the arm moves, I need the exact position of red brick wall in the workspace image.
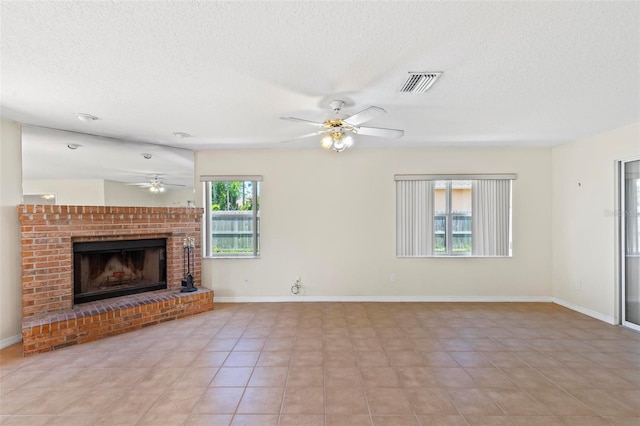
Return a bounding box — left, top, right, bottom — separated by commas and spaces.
18, 205, 204, 318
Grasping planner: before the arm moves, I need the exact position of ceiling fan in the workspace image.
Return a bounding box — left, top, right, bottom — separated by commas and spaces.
281, 100, 404, 152
125, 174, 185, 193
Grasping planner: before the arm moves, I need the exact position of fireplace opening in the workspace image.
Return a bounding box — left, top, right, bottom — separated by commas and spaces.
73, 238, 167, 304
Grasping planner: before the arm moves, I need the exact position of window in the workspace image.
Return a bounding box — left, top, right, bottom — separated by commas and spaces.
201, 176, 261, 257
435, 180, 472, 255
396, 174, 514, 257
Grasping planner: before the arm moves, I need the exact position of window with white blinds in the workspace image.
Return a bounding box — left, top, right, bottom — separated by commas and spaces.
395, 174, 514, 257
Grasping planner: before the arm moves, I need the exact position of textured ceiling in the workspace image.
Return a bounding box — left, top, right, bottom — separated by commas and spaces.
1, 1, 639, 181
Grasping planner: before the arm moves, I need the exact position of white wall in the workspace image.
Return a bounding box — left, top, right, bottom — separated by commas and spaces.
104, 179, 157, 206
103, 180, 195, 207
160, 187, 196, 207
0, 118, 23, 347
552, 123, 640, 323
23, 179, 195, 207
196, 147, 552, 301
23, 179, 105, 205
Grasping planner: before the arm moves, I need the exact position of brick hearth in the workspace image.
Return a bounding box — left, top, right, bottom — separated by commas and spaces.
21, 289, 213, 356
18, 204, 213, 356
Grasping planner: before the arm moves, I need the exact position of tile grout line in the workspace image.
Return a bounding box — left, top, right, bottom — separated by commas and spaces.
276, 311, 294, 426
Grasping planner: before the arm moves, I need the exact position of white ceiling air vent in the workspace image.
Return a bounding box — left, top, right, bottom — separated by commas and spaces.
399, 72, 443, 93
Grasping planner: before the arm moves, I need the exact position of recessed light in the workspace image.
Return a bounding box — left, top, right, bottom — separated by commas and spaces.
172, 132, 191, 138
141, 153, 152, 159
67, 143, 81, 150
75, 113, 99, 122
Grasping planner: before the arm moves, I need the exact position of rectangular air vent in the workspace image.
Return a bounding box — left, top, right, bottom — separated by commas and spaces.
399, 72, 442, 93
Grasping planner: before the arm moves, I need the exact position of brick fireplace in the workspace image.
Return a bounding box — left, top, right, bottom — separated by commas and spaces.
18, 205, 214, 356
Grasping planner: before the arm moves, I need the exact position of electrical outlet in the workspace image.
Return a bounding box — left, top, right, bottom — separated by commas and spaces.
575, 280, 581, 290
243, 274, 250, 284
390, 273, 397, 283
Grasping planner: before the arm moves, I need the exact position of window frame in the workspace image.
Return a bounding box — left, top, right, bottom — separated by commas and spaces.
200, 175, 262, 258
435, 180, 473, 256
395, 173, 515, 258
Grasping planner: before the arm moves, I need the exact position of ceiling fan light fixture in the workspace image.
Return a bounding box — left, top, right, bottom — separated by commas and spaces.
333, 142, 346, 152
332, 133, 347, 152
320, 134, 333, 149
319, 129, 356, 152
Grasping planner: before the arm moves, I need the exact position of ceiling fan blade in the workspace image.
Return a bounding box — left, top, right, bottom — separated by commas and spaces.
125, 182, 150, 186
355, 126, 404, 138
280, 129, 330, 143
164, 183, 186, 187
280, 116, 326, 127
343, 106, 386, 126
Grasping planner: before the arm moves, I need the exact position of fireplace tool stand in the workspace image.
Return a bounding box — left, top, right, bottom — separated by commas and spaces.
181, 237, 198, 293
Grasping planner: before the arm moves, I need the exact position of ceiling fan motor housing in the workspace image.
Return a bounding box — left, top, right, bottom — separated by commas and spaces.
329, 100, 345, 113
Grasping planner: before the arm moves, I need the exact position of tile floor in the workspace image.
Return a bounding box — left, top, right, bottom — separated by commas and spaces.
0, 302, 638, 426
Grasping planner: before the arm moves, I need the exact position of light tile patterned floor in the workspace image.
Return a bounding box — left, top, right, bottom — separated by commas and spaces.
1, 302, 638, 425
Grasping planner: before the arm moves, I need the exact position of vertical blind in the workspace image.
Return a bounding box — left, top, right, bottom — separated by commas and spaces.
395, 174, 515, 257
625, 161, 639, 255
472, 180, 511, 256
396, 180, 435, 256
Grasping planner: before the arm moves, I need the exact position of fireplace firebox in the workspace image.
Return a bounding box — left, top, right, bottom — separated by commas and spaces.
73, 238, 167, 304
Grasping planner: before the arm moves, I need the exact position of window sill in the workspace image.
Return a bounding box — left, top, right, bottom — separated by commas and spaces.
397, 255, 512, 258
204, 255, 261, 260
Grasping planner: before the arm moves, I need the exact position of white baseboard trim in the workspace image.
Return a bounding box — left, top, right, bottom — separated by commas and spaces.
215, 295, 553, 303
0, 333, 22, 350
552, 297, 616, 325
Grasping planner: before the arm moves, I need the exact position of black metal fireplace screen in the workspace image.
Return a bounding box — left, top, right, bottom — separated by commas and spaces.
73, 238, 167, 304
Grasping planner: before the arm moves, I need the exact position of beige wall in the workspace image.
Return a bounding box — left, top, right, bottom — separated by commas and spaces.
552, 123, 640, 322
196, 147, 552, 300
0, 118, 23, 346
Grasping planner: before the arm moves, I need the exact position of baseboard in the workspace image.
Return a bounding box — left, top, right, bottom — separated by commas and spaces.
552, 297, 616, 325
0, 333, 22, 350
215, 295, 553, 303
